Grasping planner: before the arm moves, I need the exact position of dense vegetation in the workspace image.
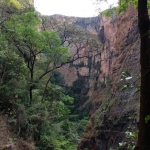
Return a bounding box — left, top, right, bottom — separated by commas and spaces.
0, 0, 90, 149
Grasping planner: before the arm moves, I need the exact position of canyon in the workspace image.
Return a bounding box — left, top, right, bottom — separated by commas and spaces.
49, 5, 140, 150
0, 3, 140, 149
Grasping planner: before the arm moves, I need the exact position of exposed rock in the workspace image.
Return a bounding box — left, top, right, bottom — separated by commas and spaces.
77, 5, 140, 150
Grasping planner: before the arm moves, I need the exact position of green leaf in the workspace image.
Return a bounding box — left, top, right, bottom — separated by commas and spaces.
145, 115, 150, 123
121, 85, 128, 90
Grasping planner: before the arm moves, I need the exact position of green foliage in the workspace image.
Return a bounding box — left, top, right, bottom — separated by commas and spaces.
145, 115, 150, 123
120, 71, 141, 95
25, 83, 88, 150
100, 0, 138, 17
0, 50, 28, 111
100, 81, 106, 88
26, 84, 74, 149
108, 126, 137, 150
102, 7, 117, 17
2, 0, 23, 10
118, 0, 138, 12
2, 5, 71, 105
50, 71, 65, 87
0, 2, 89, 149
65, 77, 90, 119
121, 71, 132, 80
118, 129, 137, 150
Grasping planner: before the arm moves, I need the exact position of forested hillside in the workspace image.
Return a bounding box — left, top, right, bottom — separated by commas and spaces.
0, 0, 95, 149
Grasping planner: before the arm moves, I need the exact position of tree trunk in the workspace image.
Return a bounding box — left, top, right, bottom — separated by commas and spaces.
29, 67, 34, 104
137, 0, 150, 149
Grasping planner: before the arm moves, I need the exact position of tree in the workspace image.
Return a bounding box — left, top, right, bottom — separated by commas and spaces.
137, 0, 150, 149
0, 50, 28, 111
41, 15, 102, 59
1, 8, 71, 103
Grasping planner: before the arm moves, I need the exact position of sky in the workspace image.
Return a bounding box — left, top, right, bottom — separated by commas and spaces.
34, 0, 118, 17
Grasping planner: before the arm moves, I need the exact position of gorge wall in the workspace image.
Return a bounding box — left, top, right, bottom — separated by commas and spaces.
77, 6, 140, 150
46, 5, 140, 150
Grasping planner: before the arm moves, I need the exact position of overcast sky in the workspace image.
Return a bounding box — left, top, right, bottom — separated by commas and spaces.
34, 0, 118, 17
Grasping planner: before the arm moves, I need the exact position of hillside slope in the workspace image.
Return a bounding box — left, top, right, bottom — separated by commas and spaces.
0, 113, 35, 150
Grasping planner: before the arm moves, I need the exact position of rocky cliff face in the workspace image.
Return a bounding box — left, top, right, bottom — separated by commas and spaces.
77, 6, 140, 150
46, 5, 140, 150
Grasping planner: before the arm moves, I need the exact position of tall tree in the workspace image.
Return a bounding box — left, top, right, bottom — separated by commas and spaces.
1, 9, 70, 103
137, 0, 150, 149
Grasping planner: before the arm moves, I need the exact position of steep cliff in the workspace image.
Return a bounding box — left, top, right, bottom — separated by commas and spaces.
76, 6, 140, 150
